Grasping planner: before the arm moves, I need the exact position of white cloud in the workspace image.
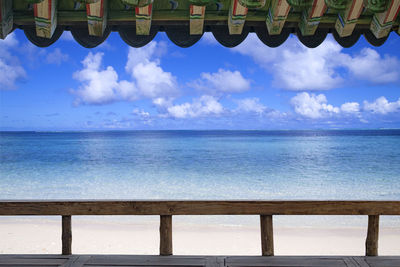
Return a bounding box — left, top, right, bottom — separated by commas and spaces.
272, 41, 345, 90
0, 32, 18, 47
290, 92, 340, 119
235, 98, 267, 114
290, 93, 400, 120
126, 44, 177, 99
341, 102, 360, 114
190, 69, 251, 94
232, 34, 400, 90
166, 95, 224, 118
0, 33, 26, 90
363, 97, 400, 114
46, 48, 69, 65
72, 52, 121, 105
71, 41, 178, 105
345, 48, 400, 83
132, 108, 152, 125
132, 108, 150, 117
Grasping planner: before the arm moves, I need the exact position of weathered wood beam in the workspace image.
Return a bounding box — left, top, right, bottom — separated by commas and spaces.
299, 0, 327, 35
159, 215, 172, 256
1, 201, 400, 216
34, 0, 57, 38
369, 0, 400, 38
190, 4, 206, 35
266, 0, 291, 35
0, 0, 13, 39
135, 3, 153, 35
62, 215, 72, 255
366, 215, 379, 256
228, 0, 248, 34
335, 0, 364, 37
86, 0, 108, 36
260, 215, 274, 256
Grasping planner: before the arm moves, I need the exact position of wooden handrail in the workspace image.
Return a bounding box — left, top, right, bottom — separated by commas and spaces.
0, 200, 399, 257
0, 200, 399, 215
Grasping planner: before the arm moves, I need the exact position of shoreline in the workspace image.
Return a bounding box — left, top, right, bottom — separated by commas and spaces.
1, 219, 399, 256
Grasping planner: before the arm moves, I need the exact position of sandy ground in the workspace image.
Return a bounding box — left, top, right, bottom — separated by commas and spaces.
0, 218, 399, 255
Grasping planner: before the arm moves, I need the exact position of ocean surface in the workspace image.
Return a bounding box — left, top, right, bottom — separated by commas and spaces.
1, 130, 399, 226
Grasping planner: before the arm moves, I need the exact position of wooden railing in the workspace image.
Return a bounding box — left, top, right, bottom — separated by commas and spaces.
1, 200, 399, 256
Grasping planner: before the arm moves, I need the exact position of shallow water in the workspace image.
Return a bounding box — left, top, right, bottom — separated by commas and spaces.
1, 130, 399, 226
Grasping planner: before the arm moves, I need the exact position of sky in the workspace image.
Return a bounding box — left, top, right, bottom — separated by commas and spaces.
0, 28, 399, 130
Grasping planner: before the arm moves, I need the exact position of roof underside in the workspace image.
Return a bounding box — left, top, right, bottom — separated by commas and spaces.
1, 0, 399, 48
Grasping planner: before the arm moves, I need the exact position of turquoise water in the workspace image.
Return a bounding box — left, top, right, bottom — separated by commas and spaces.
1, 130, 400, 227
1, 130, 400, 200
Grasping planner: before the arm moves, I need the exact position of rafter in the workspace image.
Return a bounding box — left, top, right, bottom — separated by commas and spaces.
190, 4, 206, 35
370, 0, 400, 38
228, 0, 248, 35
299, 0, 327, 36
266, 0, 291, 35
34, 0, 57, 38
335, 0, 364, 37
135, 3, 153, 35
86, 0, 108, 36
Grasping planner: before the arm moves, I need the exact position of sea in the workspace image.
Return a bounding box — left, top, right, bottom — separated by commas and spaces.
1, 130, 399, 227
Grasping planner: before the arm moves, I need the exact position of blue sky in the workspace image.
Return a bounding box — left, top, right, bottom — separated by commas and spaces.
0, 29, 399, 130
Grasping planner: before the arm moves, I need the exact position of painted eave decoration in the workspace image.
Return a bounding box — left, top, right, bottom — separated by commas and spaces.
1, 0, 399, 48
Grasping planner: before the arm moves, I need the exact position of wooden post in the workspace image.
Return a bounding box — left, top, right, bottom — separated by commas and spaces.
260, 215, 274, 256
0, 0, 13, 40
366, 215, 379, 256
159, 215, 172, 256
62, 215, 72, 255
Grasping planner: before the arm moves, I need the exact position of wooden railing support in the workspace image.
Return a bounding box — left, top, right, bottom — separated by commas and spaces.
366, 215, 379, 256
160, 215, 172, 256
62, 215, 72, 255
260, 215, 274, 256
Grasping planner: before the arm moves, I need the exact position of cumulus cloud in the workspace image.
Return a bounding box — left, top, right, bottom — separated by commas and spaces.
166, 95, 224, 118
235, 98, 267, 114
46, 48, 69, 65
232, 34, 400, 91
340, 102, 360, 114
290, 93, 340, 119
345, 49, 400, 83
289, 93, 400, 120
190, 68, 251, 95
72, 52, 121, 105
71, 42, 178, 105
363, 97, 400, 114
125, 42, 177, 100
0, 33, 26, 90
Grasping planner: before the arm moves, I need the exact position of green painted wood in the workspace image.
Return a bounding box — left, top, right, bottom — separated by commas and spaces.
5, 0, 400, 47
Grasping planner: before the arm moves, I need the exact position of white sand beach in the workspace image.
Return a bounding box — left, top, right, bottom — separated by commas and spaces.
1, 218, 399, 255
